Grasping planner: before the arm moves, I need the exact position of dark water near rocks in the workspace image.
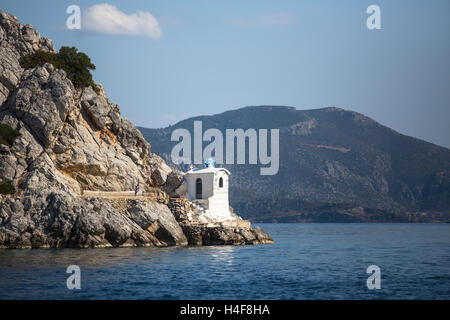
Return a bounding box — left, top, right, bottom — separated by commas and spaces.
0, 223, 449, 299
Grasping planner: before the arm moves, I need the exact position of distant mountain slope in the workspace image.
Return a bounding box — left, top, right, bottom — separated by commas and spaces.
139, 106, 450, 222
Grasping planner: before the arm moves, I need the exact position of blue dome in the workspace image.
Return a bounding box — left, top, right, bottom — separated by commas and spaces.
204, 158, 215, 168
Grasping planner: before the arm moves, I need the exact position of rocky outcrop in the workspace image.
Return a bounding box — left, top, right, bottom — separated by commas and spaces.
0, 10, 273, 248
168, 198, 273, 245
0, 11, 54, 106
180, 224, 273, 246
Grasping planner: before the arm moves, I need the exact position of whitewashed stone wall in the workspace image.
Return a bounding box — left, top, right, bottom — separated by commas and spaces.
185, 168, 231, 221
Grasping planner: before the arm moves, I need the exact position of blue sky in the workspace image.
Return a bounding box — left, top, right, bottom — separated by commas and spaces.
2, 0, 449, 148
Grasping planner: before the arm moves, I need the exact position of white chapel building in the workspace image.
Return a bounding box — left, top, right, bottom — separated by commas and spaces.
183, 158, 232, 221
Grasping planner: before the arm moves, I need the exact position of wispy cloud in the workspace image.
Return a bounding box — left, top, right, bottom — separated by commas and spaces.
231, 12, 295, 27
83, 3, 162, 39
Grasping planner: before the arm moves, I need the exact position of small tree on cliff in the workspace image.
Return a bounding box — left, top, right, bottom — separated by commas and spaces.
0, 123, 21, 147
20, 46, 96, 88
56, 46, 96, 88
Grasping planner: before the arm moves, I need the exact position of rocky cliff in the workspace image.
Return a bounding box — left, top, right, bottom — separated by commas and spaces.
0, 10, 273, 248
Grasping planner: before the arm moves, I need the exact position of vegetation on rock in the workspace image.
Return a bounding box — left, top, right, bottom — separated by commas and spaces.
0, 179, 15, 194
0, 123, 20, 146
20, 46, 96, 88
18, 50, 57, 69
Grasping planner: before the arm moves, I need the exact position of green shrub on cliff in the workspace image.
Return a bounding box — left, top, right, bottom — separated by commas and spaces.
0, 179, 15, 194
56, 46, 96, 88
19, 50, 57, 69
19, 46, 96, 88
0, 123, 20, 146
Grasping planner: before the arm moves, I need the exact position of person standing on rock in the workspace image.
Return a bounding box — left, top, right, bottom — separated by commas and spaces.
135, 181, 140, 196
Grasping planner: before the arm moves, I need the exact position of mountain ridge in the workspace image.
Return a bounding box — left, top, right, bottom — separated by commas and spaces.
139, 105, 450, 222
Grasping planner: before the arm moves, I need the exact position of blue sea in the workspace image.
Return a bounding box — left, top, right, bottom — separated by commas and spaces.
0, 224, 449, 300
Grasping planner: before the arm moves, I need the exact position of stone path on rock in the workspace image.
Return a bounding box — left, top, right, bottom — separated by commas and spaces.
80, 190, 167, 200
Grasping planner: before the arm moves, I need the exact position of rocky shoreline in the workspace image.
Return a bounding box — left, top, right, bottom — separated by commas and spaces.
0, 10, 273, 249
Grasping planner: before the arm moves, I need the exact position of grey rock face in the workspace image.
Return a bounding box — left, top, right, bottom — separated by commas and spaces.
179, 224, 273, 246
126, 200, 188, 246
9, 65, 74, 148
0, 9, 272, 248
162, 170, 185, 196
0, 12, 54, 55
168, 198, 274, 246
0, 11, 54, 105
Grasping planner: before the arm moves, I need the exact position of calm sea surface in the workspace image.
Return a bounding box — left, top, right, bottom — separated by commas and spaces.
0, 223, 449, 299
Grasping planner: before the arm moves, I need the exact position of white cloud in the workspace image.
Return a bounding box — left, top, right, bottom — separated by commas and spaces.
83, 4, 162, 39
